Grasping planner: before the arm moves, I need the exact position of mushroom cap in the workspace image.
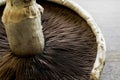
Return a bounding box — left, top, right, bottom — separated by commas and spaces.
0, 0, 105, 80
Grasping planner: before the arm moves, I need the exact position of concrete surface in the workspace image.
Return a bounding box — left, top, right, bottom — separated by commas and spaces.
74, 0, 120, 80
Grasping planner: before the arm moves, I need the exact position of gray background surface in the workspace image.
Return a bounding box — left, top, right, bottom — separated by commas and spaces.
74, 0, 120, 80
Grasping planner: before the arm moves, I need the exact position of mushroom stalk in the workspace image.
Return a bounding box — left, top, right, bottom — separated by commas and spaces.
2, 0, 44, 57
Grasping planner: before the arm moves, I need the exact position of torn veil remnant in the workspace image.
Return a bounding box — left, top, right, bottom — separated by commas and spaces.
2, 0, 45, 57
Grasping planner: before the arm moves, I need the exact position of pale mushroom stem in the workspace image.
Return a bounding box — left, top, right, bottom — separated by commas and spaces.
2, 0, 44, 57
